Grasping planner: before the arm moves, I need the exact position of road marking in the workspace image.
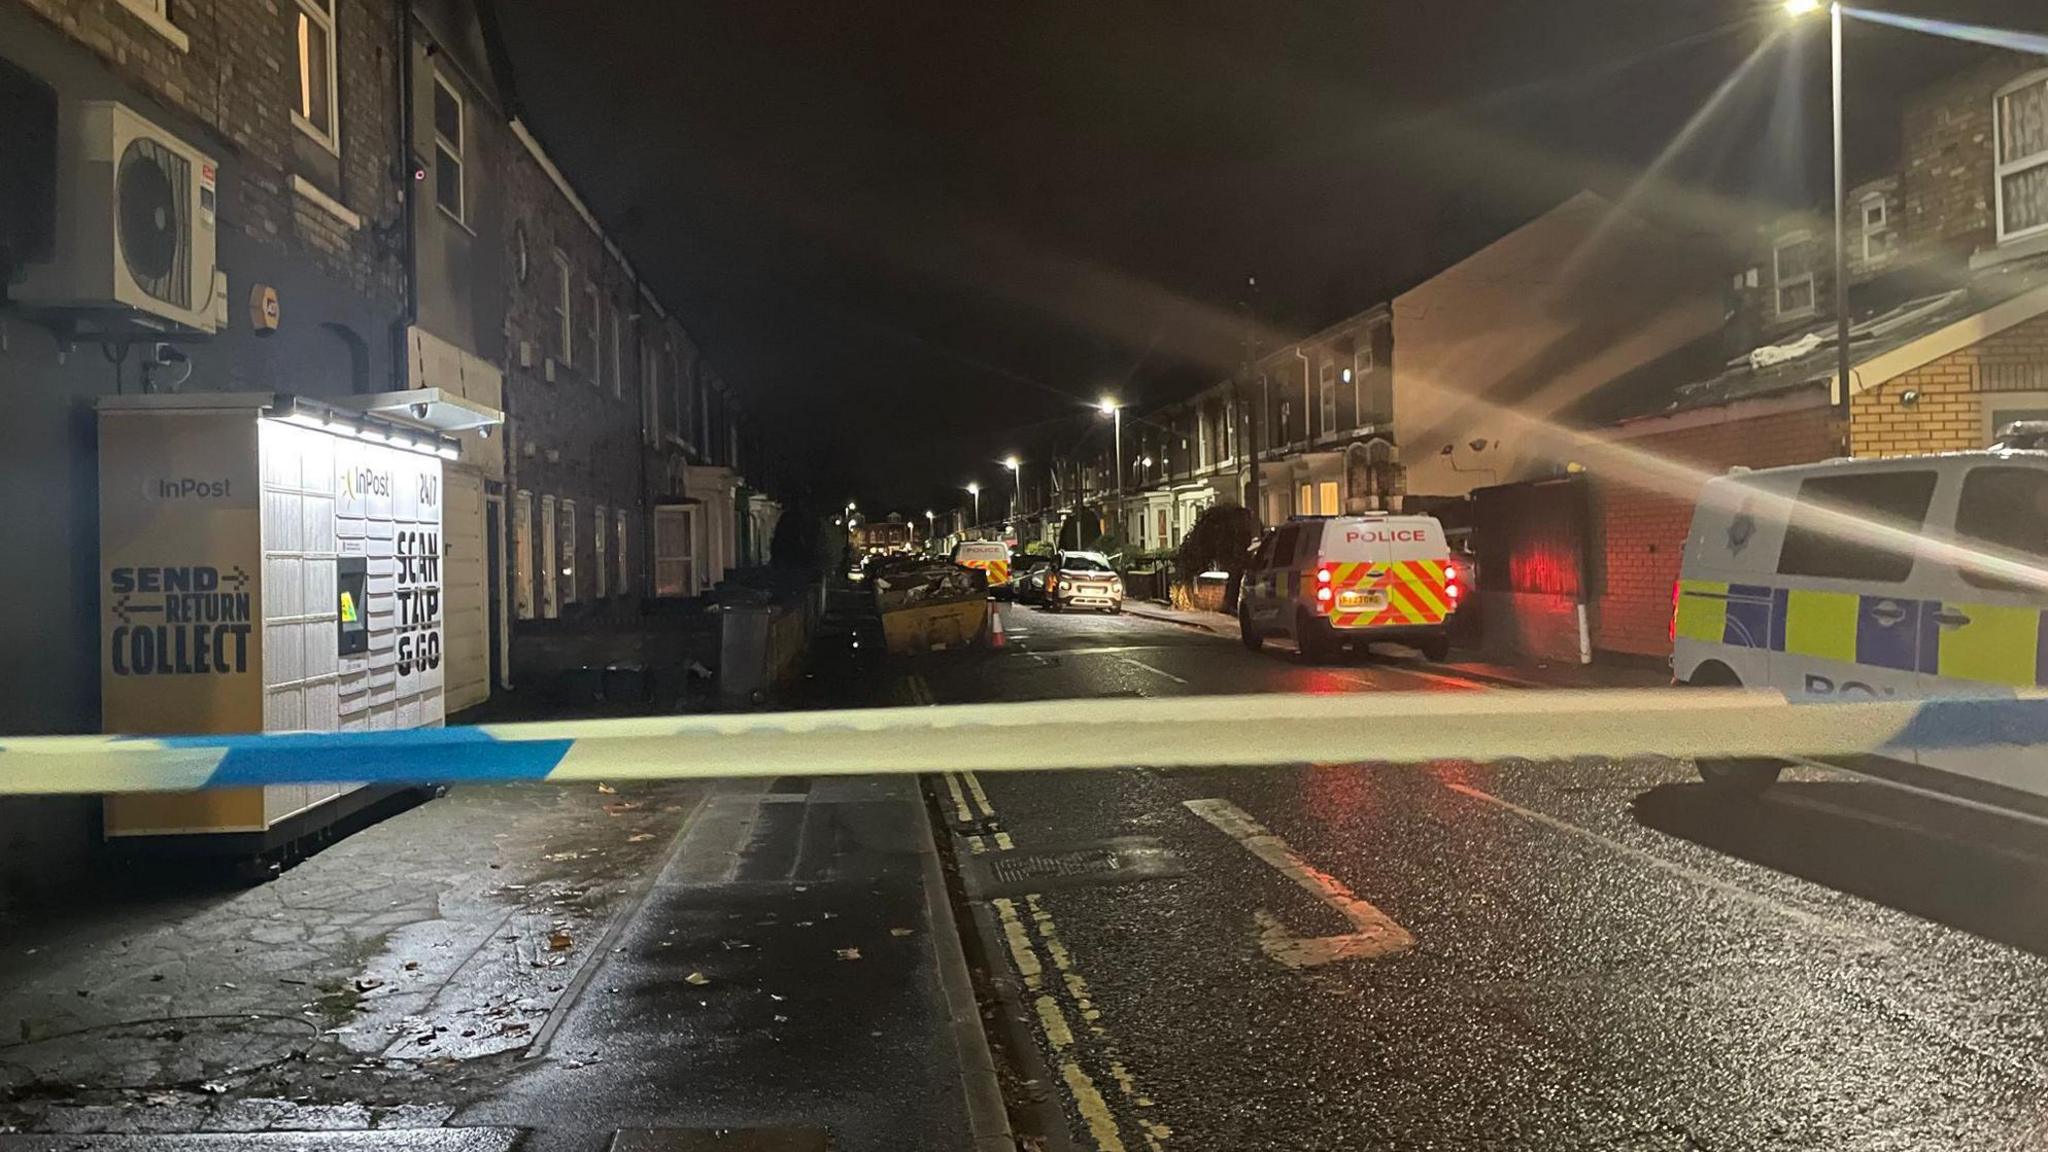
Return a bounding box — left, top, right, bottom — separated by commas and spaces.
1062, 1061, 1129, 1152
1184, 797, 1415, 967
993, 830, 1015, 851
942, 773, 974, 824
962, 771, 996, 817
992, 897, 1043, 989
1439, 779, 1887, 947
1117, 656, 1189, 685
966, 834, 988, 855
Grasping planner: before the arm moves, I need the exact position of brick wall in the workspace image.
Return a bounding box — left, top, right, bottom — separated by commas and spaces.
1589, 402, 1838, 658
1850, 314, 2048, 456
498, 132, 647, 619
1898, 54, 2042, 261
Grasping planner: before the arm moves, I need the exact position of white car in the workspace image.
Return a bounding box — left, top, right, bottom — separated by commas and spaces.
1044, 551, 1123, 613
1676, 450, 2048, 801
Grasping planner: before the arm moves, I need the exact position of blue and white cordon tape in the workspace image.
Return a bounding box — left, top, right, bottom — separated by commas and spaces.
1, 689, 2045, 796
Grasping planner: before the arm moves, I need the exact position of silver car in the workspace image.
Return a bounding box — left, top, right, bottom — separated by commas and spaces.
1044, 551, 1124, 613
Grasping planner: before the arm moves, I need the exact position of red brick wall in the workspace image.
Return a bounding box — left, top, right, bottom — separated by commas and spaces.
1589, 402, 1840, 658
1851, 314, 2048, 456
1898, 54, 2044, 261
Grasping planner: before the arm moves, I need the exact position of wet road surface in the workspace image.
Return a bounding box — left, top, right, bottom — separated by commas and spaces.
933, 602, 2048, 1151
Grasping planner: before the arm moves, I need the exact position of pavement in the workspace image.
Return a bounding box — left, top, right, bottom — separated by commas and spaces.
922, 601, 2048, 1151
0, 586, 988, 1152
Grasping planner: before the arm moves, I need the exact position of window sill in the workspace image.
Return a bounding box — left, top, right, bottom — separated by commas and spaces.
435, 201, 476, 237
292, 111, 341, 157
290, 175, 360, 230
1972, 230, 2048, 271
114, 0, 189, 51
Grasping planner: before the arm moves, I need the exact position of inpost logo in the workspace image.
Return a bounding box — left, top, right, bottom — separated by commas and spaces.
143, 476, 233, 501
339, 466, 393, 501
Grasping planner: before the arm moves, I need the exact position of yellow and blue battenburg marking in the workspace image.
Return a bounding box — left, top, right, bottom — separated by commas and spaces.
1678, 580, 2048, 687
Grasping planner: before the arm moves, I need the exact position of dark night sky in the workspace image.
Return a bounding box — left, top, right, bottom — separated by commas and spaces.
490, 1, 2047, 516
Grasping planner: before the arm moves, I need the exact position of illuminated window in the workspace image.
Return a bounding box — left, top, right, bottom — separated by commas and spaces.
512, 490, 534, 620
655, 506, 697, 596
1996, 71, 2048, 244
432, 73, 464, 224
1773, 232, 1818, 317
1318, 481, 1340, 515
540, 495, 558, 618
616, 509, 631, 594
1298, 483, 1313, 516
293, 0, 338, 149
560, 498, 579, 604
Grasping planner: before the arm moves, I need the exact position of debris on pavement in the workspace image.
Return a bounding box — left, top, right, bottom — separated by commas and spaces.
836, 948, 862, 961
684, 971, 710, 986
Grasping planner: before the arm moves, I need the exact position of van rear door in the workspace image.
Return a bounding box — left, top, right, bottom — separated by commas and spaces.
1323, 518, 1450, 629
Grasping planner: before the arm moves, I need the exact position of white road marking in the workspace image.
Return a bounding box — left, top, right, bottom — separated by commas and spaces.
1117, 656, 1189, 685
1440, 779, 1887, 947
1183, 797, 1414, 967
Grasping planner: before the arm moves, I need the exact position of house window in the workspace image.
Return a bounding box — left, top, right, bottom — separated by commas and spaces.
1318, 481, 1340, 516
641, 339, 661, 445
1773, 232, 1818, 317
432, 73, 465, 224
587, 288, 602, 389
616, 509, 631, 594
540, 495, 559, 618
655, 506, 698, 597
1996, 72, 2048, 243
1319, 364, 1337, 437
552, 252, 572, 365
594, 504, 609, 598
611, 310, 625, 400
113, 0, 187, 50
512, 490, 534, 620
1280, 400, 1292, 444
1298, 483, 1313, 516
559, 498, 579, 604
293, 0, 338, 149
1861, 196, 1893, 262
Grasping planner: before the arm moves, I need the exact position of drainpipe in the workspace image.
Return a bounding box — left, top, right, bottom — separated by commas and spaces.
390, 6, 418, 393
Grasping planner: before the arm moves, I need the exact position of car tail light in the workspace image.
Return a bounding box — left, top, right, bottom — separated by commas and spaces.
1669, 579, 1679, 644
1047, 573, 1058, 592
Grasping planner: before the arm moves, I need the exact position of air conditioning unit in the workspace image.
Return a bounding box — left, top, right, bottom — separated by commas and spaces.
14, 101, 226, 334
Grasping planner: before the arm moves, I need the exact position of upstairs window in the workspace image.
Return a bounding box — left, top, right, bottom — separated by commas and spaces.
1318, 363, 1337, 437
1861, 196, 1894, 263
293, 0, 338, 149
1773, 232, 1818, 318
552, 252, 572, 365
1997, 72, 2048, 244
432, 73, 464, 224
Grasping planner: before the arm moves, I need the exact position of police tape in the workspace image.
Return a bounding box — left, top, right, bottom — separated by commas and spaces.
4, 688, 2048, 796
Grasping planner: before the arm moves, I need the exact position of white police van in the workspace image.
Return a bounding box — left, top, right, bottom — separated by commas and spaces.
1240, 514, 1461, 662
1674, 440, 2048, 804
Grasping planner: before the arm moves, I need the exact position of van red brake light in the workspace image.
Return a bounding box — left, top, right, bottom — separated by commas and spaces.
1316, 564, 1333, 584
1669, 580, 1679, 644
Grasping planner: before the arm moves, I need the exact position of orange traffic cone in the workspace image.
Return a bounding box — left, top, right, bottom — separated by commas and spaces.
988, 605, 1006, 649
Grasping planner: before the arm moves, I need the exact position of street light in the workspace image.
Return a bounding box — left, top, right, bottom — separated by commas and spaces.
1098, 396, 1123, 499
1002, 456, 1021, 522
966, 481, 981, 526
1786, 0, 1851, 411
924, 509, 935, 547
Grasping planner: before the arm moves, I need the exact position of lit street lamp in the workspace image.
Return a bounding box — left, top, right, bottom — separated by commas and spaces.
966, 481, 981, 526
1098, 396, 1123, 498
924, 509, 935, 548
1786, 0, 1851, 411
1003, 456, 1021, 522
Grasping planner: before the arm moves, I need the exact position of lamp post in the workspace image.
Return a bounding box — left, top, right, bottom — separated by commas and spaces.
1786, 0, 1851, 411
966, 482, 980, 528
924, 509, 935, 550
1003, 456, 1021, 523
1098, 397, 1123, 498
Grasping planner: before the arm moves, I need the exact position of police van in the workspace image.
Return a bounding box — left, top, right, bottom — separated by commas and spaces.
1674, 447, 2048, 799
1239, 514, 1462, 662
950, 540, 1013, 595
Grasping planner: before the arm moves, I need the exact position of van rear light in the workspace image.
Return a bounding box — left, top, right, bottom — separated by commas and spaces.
1446, 582, 1460, 601
1669, 580, 1679, 644
1316, 564, 1334, 584
1444, 563, 1458, 585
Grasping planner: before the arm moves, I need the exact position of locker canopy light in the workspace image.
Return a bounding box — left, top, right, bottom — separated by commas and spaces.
268, 395, 461, 460
340, 388, 504, 435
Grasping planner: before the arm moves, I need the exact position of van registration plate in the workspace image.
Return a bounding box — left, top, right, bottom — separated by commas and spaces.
1337, 590, 1383, 610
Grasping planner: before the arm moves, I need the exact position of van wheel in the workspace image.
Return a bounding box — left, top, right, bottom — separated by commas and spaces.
1697, 758, 1783, 796
1239, 607, 1263, 651
1419, 635, 1451, 662
1295, 608, 1332, 663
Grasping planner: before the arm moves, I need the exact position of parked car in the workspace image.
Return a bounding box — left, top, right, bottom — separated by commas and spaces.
1239, 514, 1461, 661
1012, 557, 1054, 605
1676, 450, 2048, 800
1044, 550, 1124, 613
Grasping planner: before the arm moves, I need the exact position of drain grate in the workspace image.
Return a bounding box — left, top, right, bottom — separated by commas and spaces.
962, 836, 1184, 898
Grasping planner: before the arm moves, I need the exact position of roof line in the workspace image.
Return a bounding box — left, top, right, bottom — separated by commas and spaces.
1844, 281, 2048, 399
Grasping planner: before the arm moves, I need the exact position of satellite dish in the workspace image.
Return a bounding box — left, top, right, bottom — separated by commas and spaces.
117, 136, 187, 305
